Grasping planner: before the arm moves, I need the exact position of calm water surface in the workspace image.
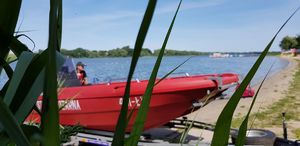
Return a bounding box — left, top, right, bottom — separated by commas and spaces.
0, 56, 289, 88
77, 56, 288, 84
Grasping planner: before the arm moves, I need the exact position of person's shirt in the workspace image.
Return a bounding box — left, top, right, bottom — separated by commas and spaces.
77, 70, 88, 85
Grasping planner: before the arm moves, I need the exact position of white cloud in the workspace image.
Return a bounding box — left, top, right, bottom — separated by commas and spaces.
156, 0, 225, 14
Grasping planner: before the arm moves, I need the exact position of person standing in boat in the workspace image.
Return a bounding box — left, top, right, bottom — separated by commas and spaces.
76, 62, 88, 85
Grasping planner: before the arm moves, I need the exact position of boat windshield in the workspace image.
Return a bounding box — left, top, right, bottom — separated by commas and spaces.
58, 58, 81, 87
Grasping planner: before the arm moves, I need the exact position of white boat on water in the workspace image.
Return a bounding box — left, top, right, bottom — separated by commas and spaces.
209, 53, 232, 58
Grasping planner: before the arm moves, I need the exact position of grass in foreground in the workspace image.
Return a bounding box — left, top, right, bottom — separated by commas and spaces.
232, 59, 300, 138
293, 128, 300, 139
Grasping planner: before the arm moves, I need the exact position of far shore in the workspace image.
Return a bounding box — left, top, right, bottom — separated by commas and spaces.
186, 56, 300, 142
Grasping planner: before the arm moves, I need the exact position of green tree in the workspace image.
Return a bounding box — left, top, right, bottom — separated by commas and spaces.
279, 36, 298, 50
141, 48, 152, 56
296, 35, 300, 49
88, 50, 98, 58
108, 48, 128, 57
121, 46, 134, 56
98, 50, 107, 57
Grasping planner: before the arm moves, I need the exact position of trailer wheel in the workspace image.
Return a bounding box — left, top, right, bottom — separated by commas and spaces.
231, 129, 276, 146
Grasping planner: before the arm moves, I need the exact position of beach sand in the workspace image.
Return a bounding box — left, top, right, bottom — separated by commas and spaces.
185, 57, 299, 142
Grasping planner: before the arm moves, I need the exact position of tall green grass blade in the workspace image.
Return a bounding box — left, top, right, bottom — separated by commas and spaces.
57, 0, 62, 50
0, 49, 9, 75
0, 0, 21, 35
0, 49, 64, 120
3, 52, 35, 106
0, 0, 27, 89
40, 0, 61, 145
0, 95, 30, 146
15, 34, 36, 51
16, 52, 64, 124
211, 6, 300, 146
155, 56, 191, 86
0, 136, 10, 146
0, 48, 64, 135
235, 63, 274, 146
126, 1, 182, 145
8, 51, 47, 114
179, 108, 195, 144
0, 58, 13, 79
21, 124, 42, 144
2, 50, 63, 119
0, 0, 22, 74
0, 81, 9, 97
10, 37, 32, 57
112, 0, 157, 145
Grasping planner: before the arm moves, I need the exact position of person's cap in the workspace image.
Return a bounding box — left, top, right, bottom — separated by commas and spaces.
76, 62, 86, 67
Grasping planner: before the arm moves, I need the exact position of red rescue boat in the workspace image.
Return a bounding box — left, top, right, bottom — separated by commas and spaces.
27, 59, 239, 132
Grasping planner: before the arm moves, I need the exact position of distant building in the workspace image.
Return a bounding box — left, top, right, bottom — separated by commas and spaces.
281, 48, 299, 57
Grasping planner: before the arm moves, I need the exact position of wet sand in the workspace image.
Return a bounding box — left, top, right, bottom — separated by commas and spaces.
185, 57, 299, 142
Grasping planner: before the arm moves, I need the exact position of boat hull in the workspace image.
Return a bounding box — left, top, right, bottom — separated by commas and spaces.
27, 73, 239, 132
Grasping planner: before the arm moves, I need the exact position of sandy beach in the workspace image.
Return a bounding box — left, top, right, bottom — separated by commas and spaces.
185, 56, 299, 142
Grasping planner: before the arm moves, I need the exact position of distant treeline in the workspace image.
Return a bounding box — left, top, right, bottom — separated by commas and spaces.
51, 46, 282, 58
59, 46, 208, 58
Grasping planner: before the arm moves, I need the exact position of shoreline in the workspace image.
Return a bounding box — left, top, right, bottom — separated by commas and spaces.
251, 56, 290, 87
186, 56, 299, 142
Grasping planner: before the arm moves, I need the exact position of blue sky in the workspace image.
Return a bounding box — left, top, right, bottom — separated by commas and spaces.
18, 0, 300, 52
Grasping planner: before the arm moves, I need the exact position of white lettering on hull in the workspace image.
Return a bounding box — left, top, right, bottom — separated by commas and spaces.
119, 96, 143, 107
36, 100, 81, 111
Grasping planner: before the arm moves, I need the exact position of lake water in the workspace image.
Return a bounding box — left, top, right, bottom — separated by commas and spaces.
0, 56, 289, 88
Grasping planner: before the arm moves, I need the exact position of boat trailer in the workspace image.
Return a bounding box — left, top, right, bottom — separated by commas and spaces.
63, 114, 300, 146
62, 117, 235, 146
